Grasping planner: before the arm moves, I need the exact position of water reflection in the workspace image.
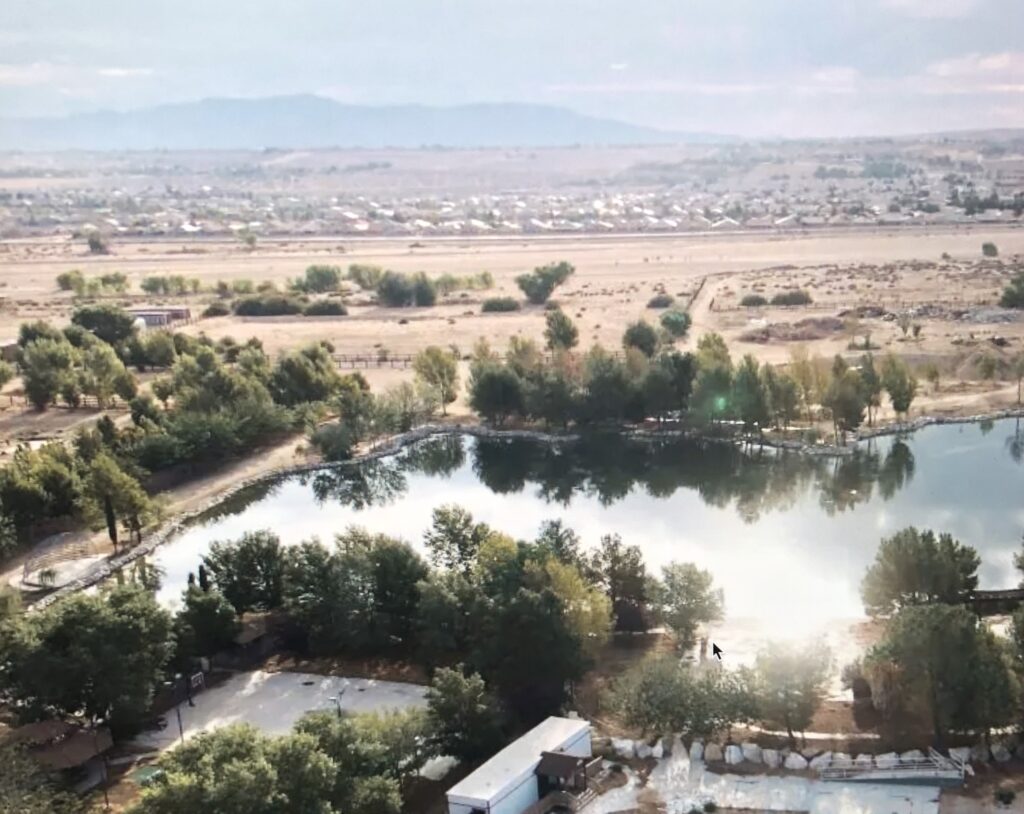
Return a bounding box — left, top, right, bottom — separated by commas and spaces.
155, 421, 1024, 627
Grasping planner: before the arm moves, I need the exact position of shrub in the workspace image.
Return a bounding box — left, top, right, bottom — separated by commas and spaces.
202, 301, 231, 317
660, 309, 691, 338
300, 264, 342, 293
647, 293, 675, 309
348, 263, 384, 290
770, 290, 813, 306
623, 320, 659, 357
481, 297, 521, 313
515, 261, 574, 304
982, 242, 999, 258
994, 787, 1015, 806
56, 270, 85, 291
1000, 272, 1024, 309
233, 294, 304, 316
740, 294, 768, 307
87, 233, 109, 255
303, 300, 348, 316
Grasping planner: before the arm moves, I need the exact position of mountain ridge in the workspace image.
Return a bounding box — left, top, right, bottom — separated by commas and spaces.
0, 95, 730, 150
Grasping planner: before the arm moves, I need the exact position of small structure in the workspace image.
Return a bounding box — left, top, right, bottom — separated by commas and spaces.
0, 338, 17, 363
127, 307, 191, 327
446, 716, 595, 814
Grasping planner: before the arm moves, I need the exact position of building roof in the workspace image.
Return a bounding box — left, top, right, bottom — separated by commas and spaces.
446, 717, 589, 806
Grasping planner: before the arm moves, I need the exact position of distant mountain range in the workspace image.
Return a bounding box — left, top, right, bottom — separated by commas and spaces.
0, 95, 729, 151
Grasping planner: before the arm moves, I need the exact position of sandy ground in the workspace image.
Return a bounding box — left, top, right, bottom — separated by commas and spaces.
131, 669, 427, 751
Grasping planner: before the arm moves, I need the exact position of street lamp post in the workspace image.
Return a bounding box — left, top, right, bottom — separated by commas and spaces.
327, 689, 346, 718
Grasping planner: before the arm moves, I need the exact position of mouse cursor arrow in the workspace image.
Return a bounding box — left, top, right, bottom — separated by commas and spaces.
712, 643, 723, 660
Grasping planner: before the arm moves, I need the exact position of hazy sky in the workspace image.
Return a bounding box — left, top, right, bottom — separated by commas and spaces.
3, 0, 1024, 137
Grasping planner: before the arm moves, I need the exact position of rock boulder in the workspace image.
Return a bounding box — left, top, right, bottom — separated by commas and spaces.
991, 742, 1012, 763
948, 747, 971, 765
635, 741, 653, 760
875, 752, 899, 769
612, 738, 634, 759
970, 743, 990, 763
705, 743, 723, 762
741, 742, 762, 763
762, 748, 780, 768
689, 740, 704, 761
809, 751, 833, 772
725, 744, 744, 765
784, 752, 808, 771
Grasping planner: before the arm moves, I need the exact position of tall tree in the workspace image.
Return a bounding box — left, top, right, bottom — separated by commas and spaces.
731, 354, 769, 431
203, 530, 286, 612
79, 452, 155, 549
423, 505, 492, 574
861, 527, 980, 616
413, 346, 460, 416
425, 667, 505, 763
653, 562, 724, 649
881, 354, 918, 419
864, 604, 1017, 744
751, 640, 832, 743
544, 308, 579, 350
589, 534, 649, 631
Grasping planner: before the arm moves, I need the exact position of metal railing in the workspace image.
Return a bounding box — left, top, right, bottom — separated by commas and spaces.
820, 748, 965, 784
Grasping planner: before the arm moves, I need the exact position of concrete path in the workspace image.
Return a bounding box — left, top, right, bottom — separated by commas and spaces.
132, 670, 427, 751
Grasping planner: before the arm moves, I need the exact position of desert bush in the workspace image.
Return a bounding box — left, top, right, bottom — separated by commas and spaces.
303, 300, 348, 316
647, 293, 675, 309
233, 294, 305, 316
770, 290, 813, 306
660, 309, 692, 338
481, 297, 521, 313
982, 242, 999, 258
56, 270, 85, 291
202, 301, 231, 317
740, 294, 768, 307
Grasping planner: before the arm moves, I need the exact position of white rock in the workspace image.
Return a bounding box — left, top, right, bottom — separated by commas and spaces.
651, 741, 664, 760
741, 742, 762, 763
832, 752, 852, 767
991, 742, 1012, 763
636, 741, 653, 759
900, 749, 924, 763
855, 754, 874, 768
784, 752, 808, 770
970, 743, 990, 763
612, 738, 635, 759
688, 740, 704, 761
762, 748, 780, 768
876, 752, 899, 769
705, 743, 723, 762
948, 747, 971, 765
809, 751, 833, 771
725, 744, 744, 765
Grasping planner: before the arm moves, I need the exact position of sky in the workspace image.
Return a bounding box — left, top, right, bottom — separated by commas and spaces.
2, 0, 1024, 138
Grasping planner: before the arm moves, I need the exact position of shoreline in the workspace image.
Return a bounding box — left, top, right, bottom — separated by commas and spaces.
30, 405, 1024, 608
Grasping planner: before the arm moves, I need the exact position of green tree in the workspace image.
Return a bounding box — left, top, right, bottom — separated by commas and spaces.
0, 742, 79, 814
610, 656, 752, 737
692, 333, 733, 422
413, 346, 460, 415
982, 241, 999, 257
530, 559, 612, 656
751, 640, 832, 743
1, 584, 172, 735
544, 308, 579, 350
659, 309, 691, 339
579, 346, 634, 424
822, 366, 866, 442
468, 363, 524, 426
515, 261, 574, 305
864, 604, 1017, 743
860, 527, 980, 616
203, 530, 286, 612
731, 354, 769, 431
653, 562, 724, 649
881, 354, 917, 419
1000, 272, 1024, 309
423, 505, 492, 573
270, 344, 342, 406
174, 586, 240, 661
130, 725, 338, 814
79, 452, 155, 549
81, 342, 137, 407
71, 304, 137, 345
20, 338, 79, 409
425, 666, 505, 762
859, 353, 882, 426
622, 320, 659, 357
589, 534, 649, 631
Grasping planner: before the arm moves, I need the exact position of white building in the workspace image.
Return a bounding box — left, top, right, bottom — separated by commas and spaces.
446, 717, 593, 814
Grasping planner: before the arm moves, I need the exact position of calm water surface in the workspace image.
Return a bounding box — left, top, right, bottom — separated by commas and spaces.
154, 419, 1024, 632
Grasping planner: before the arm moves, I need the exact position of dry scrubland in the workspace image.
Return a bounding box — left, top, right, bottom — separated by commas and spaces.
2, 228, 1024, 425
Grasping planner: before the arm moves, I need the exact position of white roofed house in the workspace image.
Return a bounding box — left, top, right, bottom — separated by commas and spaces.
446, 717, 597, 814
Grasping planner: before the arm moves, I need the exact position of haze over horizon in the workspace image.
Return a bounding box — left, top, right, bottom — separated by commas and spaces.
3, 0, 1024, 139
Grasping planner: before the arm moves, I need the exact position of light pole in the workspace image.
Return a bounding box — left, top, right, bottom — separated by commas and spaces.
327, 689, 346, 718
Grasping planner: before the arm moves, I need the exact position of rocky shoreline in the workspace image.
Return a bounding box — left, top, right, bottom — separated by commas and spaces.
31, 407, 1024, 608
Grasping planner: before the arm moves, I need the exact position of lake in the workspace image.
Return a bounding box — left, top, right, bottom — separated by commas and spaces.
154, 418, 1024, 641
